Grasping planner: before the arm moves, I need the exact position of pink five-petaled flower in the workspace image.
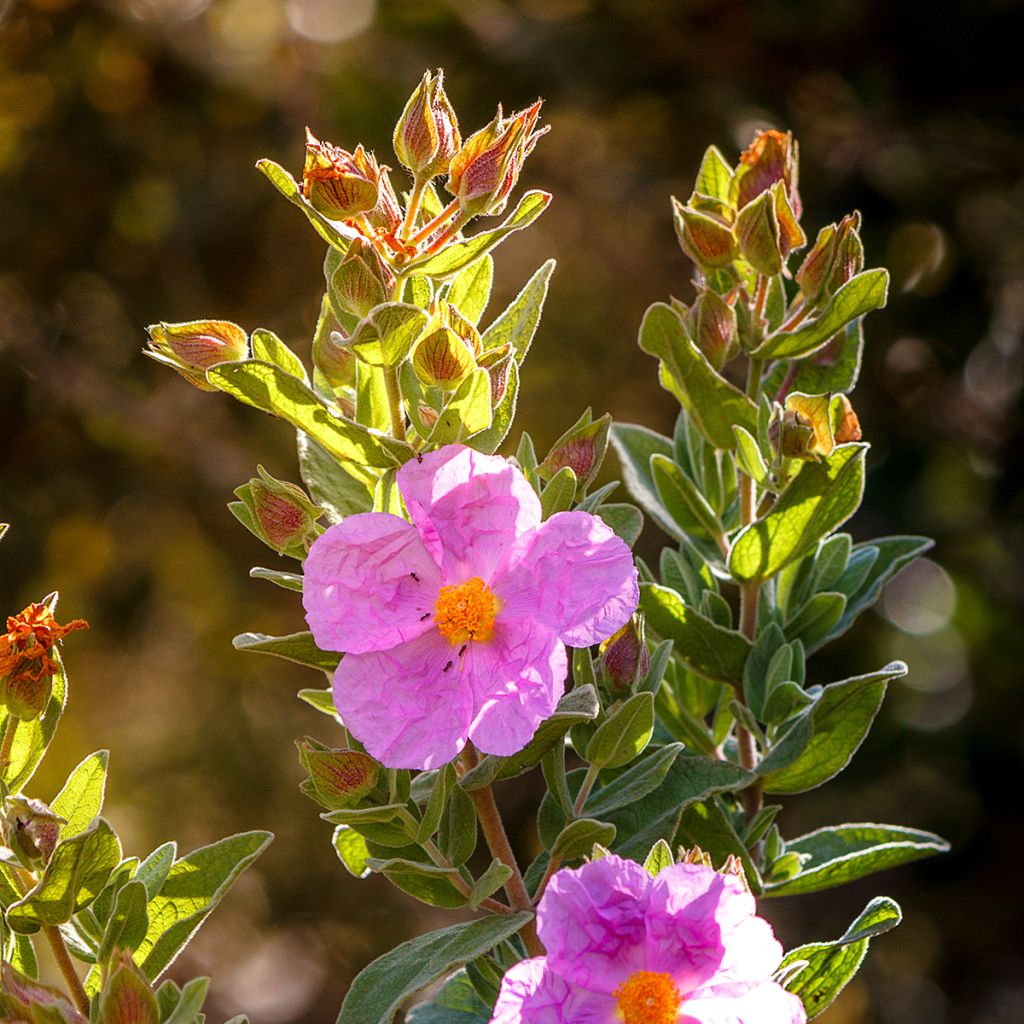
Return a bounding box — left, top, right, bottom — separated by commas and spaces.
302, 445, 639, 770
491, 855, 807, 1024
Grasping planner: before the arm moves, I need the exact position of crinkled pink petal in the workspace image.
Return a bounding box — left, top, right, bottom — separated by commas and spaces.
680, 978, 806, 1024
464, 617, 567, 757
397, 446, 541, 581
331, 631, 472, 769
646, 864, 778, 991
538, 856, 651, 994
490, 958, 615, 1024
494, 511, 638, 647
303, 513, 442, 655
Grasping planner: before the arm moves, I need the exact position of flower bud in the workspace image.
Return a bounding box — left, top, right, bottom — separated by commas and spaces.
539, 410, 611, 490
733, 129, 801, 219
236, 468, 323, 558
302, 131, 380, 221
690, 290, 738, 370
1, 603, 87, 722
393, 69, 462, 181
99, 950, 159, 1024
417, 404, 439, 429
443, 302, 484, 358
313, 327, 357, 391
3, 796, 65, 865
145, 320, 248, 391
771, 180, 806, 259
296, 737, 379, 810
831, 393, 862, 443
735, 189, 783, 277
672, 196, 737, 270
796, 213, 862, 304
447, 101, 548, 217
412, 327, 476, 391
368, 166, 404, 236
329, 239, 396, 320
1, 963, 87, 1024
598, 617, 650, 695
477, 345, 513, 406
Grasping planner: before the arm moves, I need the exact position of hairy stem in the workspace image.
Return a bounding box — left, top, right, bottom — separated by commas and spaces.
0, 715, 18, 770
399, 177, 428, 240
44, 926, 91, 1016
406, 198, 461, 247
461, 745, 544, 957
421, 838, 512, 916
571, 763, 600, 817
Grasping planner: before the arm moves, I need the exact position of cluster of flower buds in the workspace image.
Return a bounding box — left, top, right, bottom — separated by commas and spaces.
0, 602, 87, 721
233, 467, 324, 559
145, 319, 248, 391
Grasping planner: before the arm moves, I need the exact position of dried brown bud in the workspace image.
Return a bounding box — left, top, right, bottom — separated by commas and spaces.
733, 129, 801, 218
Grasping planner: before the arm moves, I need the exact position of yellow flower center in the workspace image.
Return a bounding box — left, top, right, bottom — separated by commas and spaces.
433, 577, 498, 645
614, 971, 682, 1024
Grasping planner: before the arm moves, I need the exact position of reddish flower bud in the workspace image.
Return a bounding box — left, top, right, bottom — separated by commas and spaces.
3, 796, 65, 864
447, 101, 548, 217
99, 951, 159, 1024
302, 131, 380, 221
393, 69, 462, 181
1, 963, 87, 1024
145, 320, 248, 391
313, 327, 357, 391
796, 214, 862, 304
598, 617, 650, 695
690, 290, 738, 371
672, 196, 737, 270
329, 239, 396, 320
236, 468, 323, 558
735, 190, 783, 277
368, 165, 403, 235
539, 410, 611, 490
477, 345, 513, 406
1, 603, 87, 721
296, 737, 379, 810
831, 393, 863, 443
733, 129, 801, 218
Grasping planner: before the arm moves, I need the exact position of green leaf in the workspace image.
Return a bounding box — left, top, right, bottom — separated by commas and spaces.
585, 692, 654, 769
405, 192, 550, 278
0, 652, 67, 794
296, 434, 377, 523
428, 369, 492, 444
250, 567, 303, 591
677, 799, 762, 894
366, 858, 468, 909
446, 255, 493, 325
417, 765, 455, 843
765, 319, 866, 397
162, 977, 210, 1024
256, 158, 352, 251
609, 424, 682, 541
767, 823, 949, 897
694, 146, 733, 202
761, 662, 907, 793
406, 970, 491, 1024
337, 912, 534, 1024
643, 839, 675, 877
7, 818, 121, 933
638, 303, 757, 450
469, 359, 519, 455
780, 897, 902, 1019
583, 744, 682, 819
350, 304, 429, 368
137, 831, 272, 980
251, 328, 308, 382
595, 504, 644, 548
467, 860, 512, 910
460, 686, 600, 790
232, 631, 340, 672
481, 258, 556, 362
742, 623, 786, 720
135, 843, 176, 901
651, 455, 724, 540
51, 750, 109, 840
206, 360, 412, 469
540, 467, 577, 518
605, 756, 753, 861
333, 826, 371, 879
755, 269, 889, 359
550, 819, 617, 862
98, 880, 149, 961
729, 444, 867, 585
733, 426, 769, 487
298, 687, 341, 721
439, 785, 478, 867
785, 591, 846, 649
640, 584, 751, 685
355, 361, 391, 433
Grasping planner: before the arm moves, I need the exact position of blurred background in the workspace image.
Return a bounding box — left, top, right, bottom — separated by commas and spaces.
1, 0, 1022, 1020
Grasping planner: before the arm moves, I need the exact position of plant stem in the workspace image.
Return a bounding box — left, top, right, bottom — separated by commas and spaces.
460, 745, 544, 957
571, 763, 599, 817
383, 365, 407, 442
399, 178, 428, 241
0, 715, 18, 770
406, 198, 460, 247
44, 926, 91, 1016
420, 838, 512, 916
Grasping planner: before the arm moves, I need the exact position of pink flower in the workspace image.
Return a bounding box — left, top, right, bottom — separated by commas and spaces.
491, 855, 806, 1024
303, 445, 638, 770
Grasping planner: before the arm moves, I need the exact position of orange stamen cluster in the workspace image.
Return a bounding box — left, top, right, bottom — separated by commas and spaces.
0, 603, 88, 684
613, 970, 682, 1024
433, 577, 497, 645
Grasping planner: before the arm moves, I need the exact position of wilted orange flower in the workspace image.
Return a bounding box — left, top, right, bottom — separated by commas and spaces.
0, 604, 88, 718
